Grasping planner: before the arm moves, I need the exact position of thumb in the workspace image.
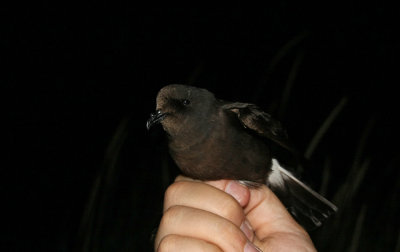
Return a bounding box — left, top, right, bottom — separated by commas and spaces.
244, 185, 313, 246
206, 180, 251, 208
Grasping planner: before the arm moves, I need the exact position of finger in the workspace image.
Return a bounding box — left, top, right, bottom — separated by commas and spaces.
157, 234, 222, 252
164, 180, 246, 228
155, 205, 256, 252
244, 185, 314, 249
175, 175, 251, 207
206, 180, 251, 208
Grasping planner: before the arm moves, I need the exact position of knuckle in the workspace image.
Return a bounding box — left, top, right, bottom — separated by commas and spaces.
218, 196, 243, 222
164, 181, 187, 203
157, 234, 178, 252
217, 219, 247, 246
160, 205, 185, 228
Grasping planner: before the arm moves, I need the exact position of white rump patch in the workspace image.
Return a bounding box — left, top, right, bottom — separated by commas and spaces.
268, 158, 338, 212
267, 158, 286, 189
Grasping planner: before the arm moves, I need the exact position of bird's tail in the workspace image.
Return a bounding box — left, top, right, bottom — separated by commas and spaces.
266, 159, 337, 230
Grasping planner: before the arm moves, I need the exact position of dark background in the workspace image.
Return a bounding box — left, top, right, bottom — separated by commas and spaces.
9, 2, 399, 251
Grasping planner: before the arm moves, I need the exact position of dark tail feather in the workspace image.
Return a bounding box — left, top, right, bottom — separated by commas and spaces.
267, 159, 338, 230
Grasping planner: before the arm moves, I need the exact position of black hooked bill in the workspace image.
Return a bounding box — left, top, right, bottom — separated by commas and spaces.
146, 110, 167, 130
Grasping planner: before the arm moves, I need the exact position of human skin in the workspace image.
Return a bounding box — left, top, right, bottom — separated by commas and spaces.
154, 175, 317, 252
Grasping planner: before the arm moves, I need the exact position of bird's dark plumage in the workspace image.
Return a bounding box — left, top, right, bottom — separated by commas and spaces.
147, 84, 337, 230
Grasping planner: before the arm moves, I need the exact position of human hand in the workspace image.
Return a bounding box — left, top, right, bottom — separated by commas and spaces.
154, 176, 316, 252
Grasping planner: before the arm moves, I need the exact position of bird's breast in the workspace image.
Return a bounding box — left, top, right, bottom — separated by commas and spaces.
168, 112, 270, 183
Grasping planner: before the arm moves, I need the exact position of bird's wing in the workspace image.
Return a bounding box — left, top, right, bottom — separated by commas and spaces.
221, 102, 294, 152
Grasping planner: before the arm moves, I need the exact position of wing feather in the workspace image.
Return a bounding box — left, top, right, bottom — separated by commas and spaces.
221, 102, 294, 152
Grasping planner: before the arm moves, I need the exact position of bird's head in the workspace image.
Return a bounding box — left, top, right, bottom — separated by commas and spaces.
147, 84, 217, 138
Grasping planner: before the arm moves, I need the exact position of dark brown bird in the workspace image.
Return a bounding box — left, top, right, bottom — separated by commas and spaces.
147, 84, 337, 230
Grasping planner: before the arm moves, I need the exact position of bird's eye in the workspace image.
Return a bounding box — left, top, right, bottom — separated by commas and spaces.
182, 99, 191, 106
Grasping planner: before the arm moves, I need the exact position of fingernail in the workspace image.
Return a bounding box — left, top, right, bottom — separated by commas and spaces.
240, 219, 254, 241
225, 181, 250, 207
244, 241, 263, 252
